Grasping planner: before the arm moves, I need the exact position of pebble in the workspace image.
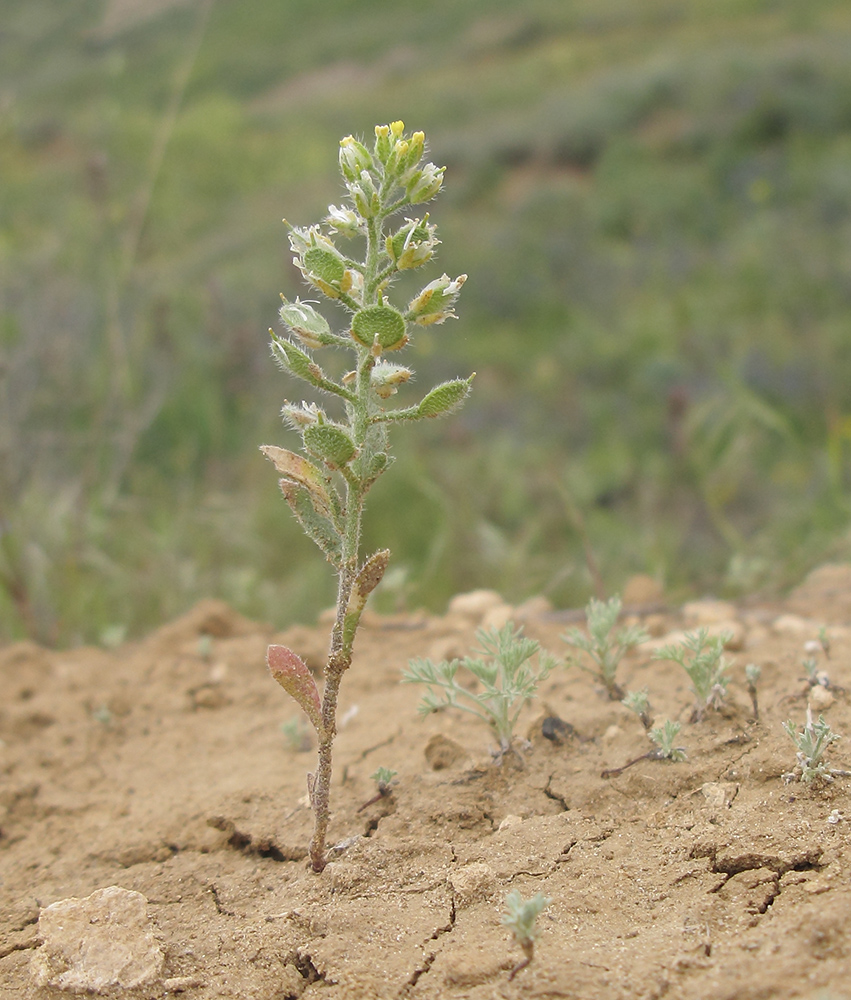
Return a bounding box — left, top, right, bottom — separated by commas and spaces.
808, 685, 835, 711
682, 600, 738, 625
30, 886, 164, 993
622, 574, 664, 606
446, 589, 506, 623
449, 862, 495, 907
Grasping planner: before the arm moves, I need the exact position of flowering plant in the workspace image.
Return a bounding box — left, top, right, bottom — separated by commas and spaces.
262, 122, 472, 872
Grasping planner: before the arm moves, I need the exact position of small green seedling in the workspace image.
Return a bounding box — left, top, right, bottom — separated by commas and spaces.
357, 767, 398, 812
745, 663, 761, 721
403, 622, 556, 754
622, 687, 652, 730
655, 627, 731, 721
563, 595, 649, 701
502, 889, 550, 980
802, 656, 832, 691
602, 717, 686, 778
783, 708, 849, 784
649, 719, 687, 762
263, 122, 473, 872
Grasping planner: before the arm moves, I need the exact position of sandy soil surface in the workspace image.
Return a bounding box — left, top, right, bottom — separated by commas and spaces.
2, 563, 851, 999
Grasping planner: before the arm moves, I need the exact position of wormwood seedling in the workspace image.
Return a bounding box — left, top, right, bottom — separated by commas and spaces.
403, 623, 556, 754
263, 122, 473, 872
602, 717, 686, 778
783, 708, 849, 784
563, 595, 648, 701
502, 890, 550, 979
649, 719, 687, 761
655, 627, 731, 722
357, 767, 398, 812
622, 686, 652, 730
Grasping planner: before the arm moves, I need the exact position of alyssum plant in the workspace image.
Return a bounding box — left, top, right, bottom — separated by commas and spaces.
263, 122, 473, 872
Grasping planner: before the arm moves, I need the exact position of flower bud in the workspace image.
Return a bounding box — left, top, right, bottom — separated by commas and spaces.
370, 362, 413, 399
407, 273, 467, 325
374, 123, 391, 163
326, 204, 361, 237
279, 297, 333, 349
351, 305, 408, 352
339, 135, 373, 181
347, 171, 379, 219
405, 131, 425, 167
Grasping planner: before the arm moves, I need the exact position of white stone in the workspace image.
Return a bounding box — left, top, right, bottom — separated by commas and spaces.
447, 589, 505, 622
682, 600, 738, 625
480, 603, 515, 631
30, 886, 164, 993
772, 614, 817, 635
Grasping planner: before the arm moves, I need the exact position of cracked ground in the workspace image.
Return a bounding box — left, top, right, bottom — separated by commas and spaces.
2, 563, 851, 999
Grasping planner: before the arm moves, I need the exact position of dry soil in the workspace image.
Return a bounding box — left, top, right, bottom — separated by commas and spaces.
3, 564, 851, 999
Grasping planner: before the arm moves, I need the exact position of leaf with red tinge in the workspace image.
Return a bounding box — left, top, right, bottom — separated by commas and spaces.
267, 645, 322, 733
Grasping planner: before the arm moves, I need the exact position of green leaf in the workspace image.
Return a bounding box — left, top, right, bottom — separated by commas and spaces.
279, 481, 342, 563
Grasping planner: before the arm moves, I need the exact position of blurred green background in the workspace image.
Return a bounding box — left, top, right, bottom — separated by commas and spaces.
3, 0, 851, 646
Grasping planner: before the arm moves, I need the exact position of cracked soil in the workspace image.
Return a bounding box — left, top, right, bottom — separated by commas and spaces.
2, 563, 851, 999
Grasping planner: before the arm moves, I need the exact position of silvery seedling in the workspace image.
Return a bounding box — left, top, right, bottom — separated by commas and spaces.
655, 627, 731, 722
502, 890, 550, 980
783, 708, 849, 784
403, 622, 556, 754
563, 595, 648, 701
263, 122, 473, 872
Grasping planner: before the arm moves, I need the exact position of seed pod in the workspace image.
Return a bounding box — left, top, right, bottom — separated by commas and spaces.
302, 247, 346, 286
351, 305, 407, 352
417, 375, 475, 418
303, 424, 357, 470
279, 298, 334, 348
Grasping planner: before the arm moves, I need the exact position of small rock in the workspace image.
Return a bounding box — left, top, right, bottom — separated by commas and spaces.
447, 590, 505, 623
602, 724, 623, 744
701, 782, 738, 808
30, 885, 164, 993
498, 814, 523, 831
480, 603, 515, 631
809, 685, 835, 712
772, 614, 816, 636
449, 862, 495, 907
541, 716, 575, 745
514, 595, 552, 620
682, 600, 738, 625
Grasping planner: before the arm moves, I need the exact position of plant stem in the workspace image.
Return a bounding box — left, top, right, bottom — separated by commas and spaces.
307, 208, 381, 873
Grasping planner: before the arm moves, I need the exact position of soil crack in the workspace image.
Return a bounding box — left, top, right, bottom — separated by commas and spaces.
396, 895, 456, 998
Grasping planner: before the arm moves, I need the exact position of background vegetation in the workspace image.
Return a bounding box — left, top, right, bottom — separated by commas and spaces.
3, 0, 851, 645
